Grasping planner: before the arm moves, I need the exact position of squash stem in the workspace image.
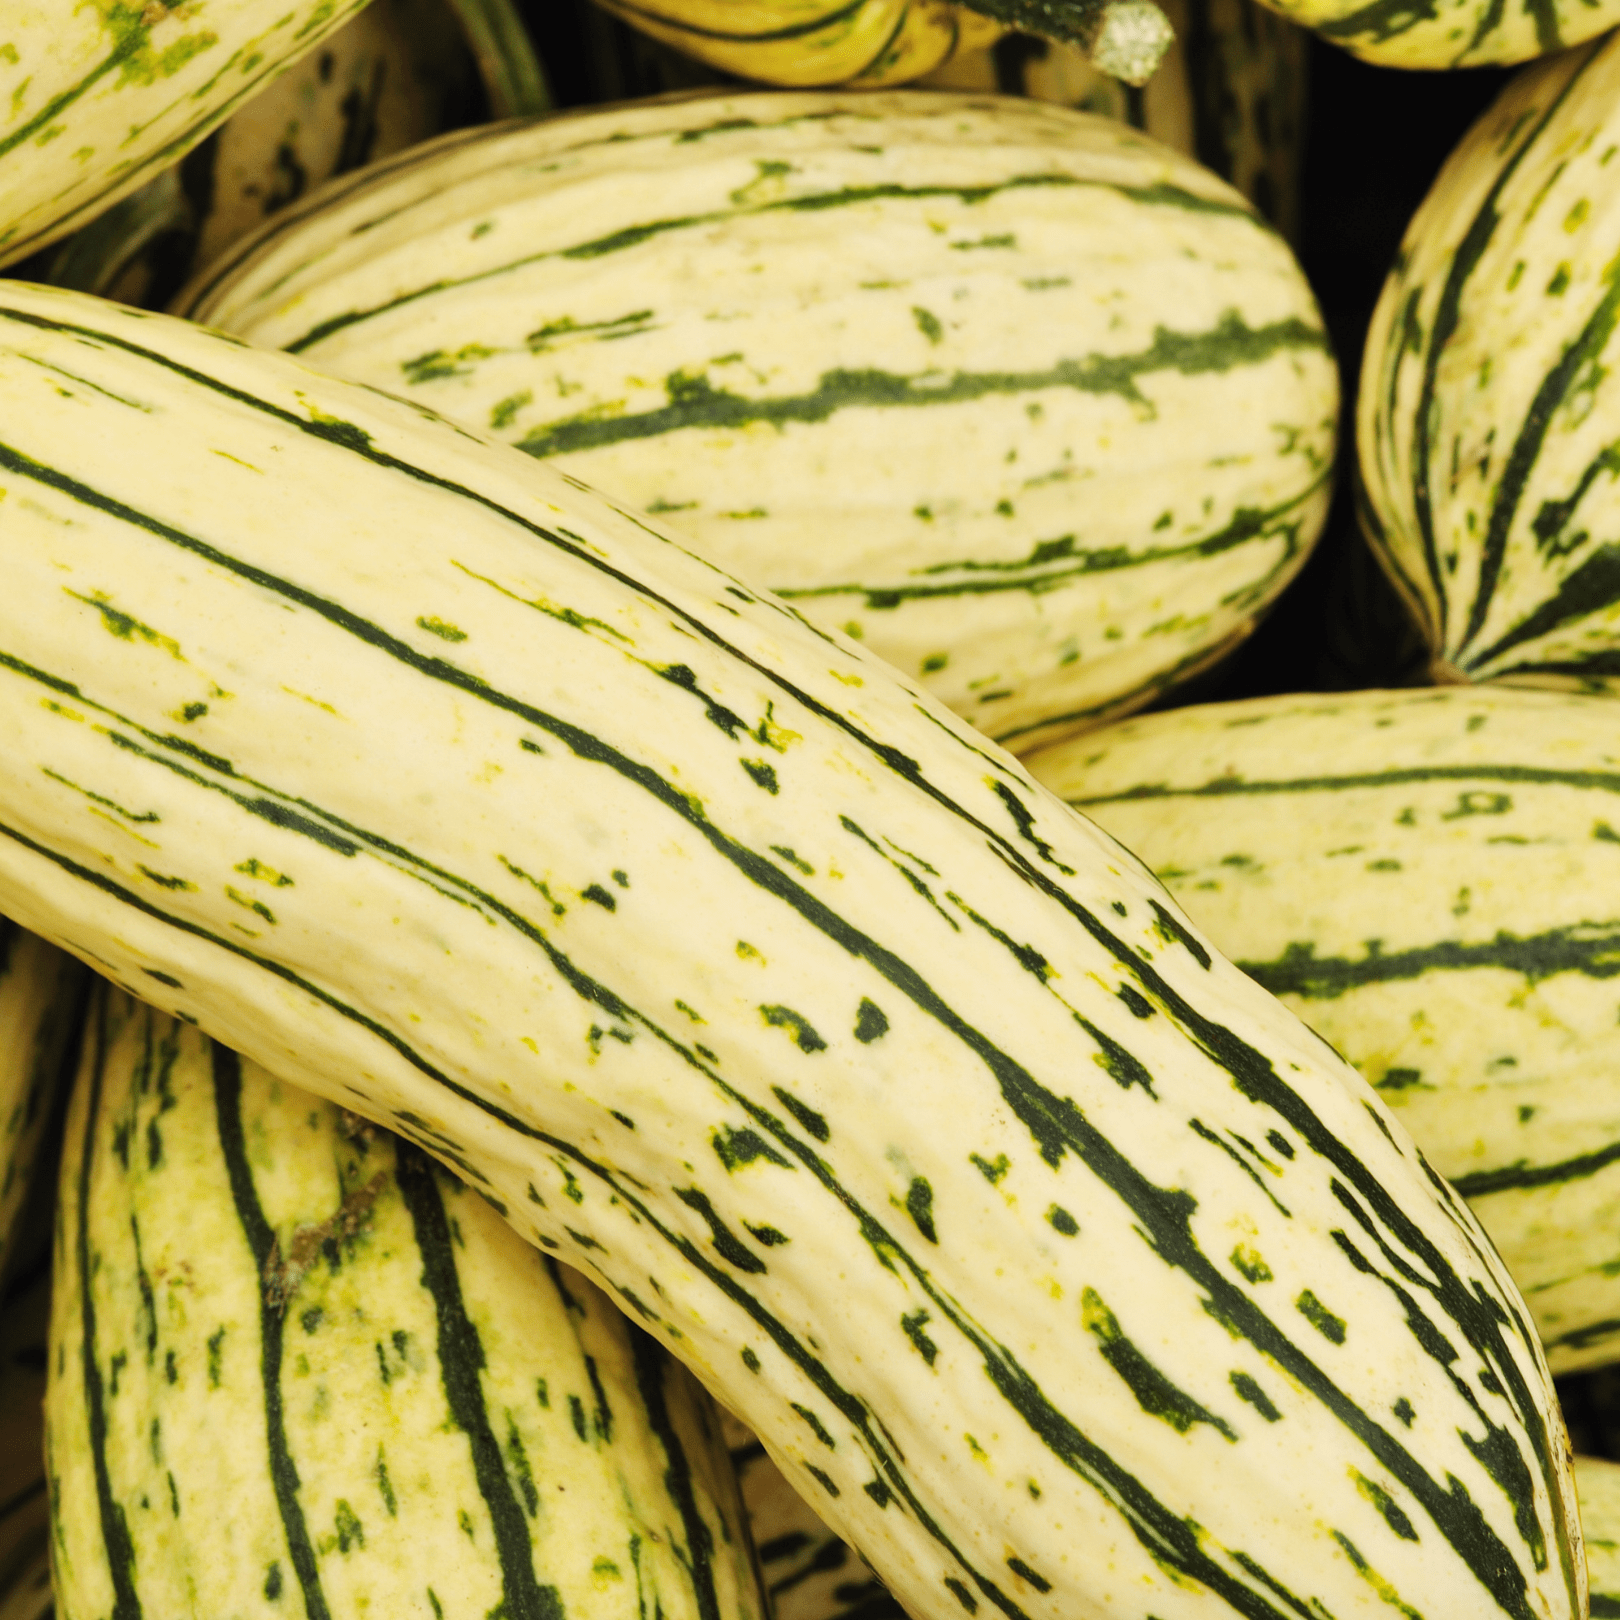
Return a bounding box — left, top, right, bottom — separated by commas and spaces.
955, 0, 1173, 83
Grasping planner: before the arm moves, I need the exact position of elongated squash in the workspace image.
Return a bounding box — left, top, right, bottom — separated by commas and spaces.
177, 90, 1335, 754
0, 925, 86, 1284
0, 281, 1581, 1620
44, 0, 547, 313
1359, 33, 1620, 690
48, 979, 762, 1620
0, 1, 380, 272
1025, 685, 1620, 1373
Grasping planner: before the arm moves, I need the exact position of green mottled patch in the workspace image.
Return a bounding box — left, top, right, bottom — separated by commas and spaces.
1353, 1470, 1419, 1542
854, 998, 888, 1042
1296, 1289, 1346, 1344
1082, 1289, 1235, 1439
971, 1152, 1009, 1184
760, 1005, 826, 1054
416, 616, 467, 642
740, 758, 778, 793
225, 885, 275, 924
1230, 1244, 1271, 1283
138, 865, 194, 892
905, 1176, 937, 1243
67, 588, 182, 657
1230, 1370, 1280, 1421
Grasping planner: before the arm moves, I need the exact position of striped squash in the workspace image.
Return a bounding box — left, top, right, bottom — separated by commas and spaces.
721, 1410, 898, 1620
0, 0, 378, 272
1359, 33, 1620, 691
177, 90, 1336, 755
0, 924, 86, 1284
1025, 684, 1620, 1373
582, 0, 1007, 86
48, 979, 763, 1620
1576, 1456, 1620, 1618
917, 0, 1307, 241
1245, 0, 1618, 66
0, 281, 1581, 1620
46, 0, 542, 313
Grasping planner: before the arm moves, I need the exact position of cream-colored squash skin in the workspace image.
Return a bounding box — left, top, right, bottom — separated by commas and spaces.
720, 1408, 896, 1620
0, 283, 1579, 1620
915, 0, 1307, 242
1246, 0, 1616, 66
1358, 35, 1620, 692
0, 0, 376, 272
583, 0, 1003, 87
0, 926, 86, 1285
176, 90, 1336, 755
44, 0, 545, 310
1025, 684, 1620, 1374
47, 981, 762, 1620
1575, 1456, 1620, 1617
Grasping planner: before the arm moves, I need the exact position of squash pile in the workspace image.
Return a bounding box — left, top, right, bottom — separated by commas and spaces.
4, 4, 1620, 1620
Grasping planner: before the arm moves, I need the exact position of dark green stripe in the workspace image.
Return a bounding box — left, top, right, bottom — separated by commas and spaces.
1383, 58, 1587, 640
1241, 921, 1620, 1000
788, 479, 1318, 606
213, 1044, 332, 1620
1451, 1136, 1620, 1200
279, 175, 1256, 354
1543, 1316, 1620, 1354
517, 314, 1327, 462
394, 1146, 554, 1620
1459, 261, 1620, 660
0, 7, 364, 264
1073, 759, 1620, 808
1464, 540, 1620, 674
848, 0, 918, 81
75, 991, 142, 1620
599, 0, 871, 45
0, 308, 1568, 1615
0, 29, 148, 167
1591, 1597, 1620, 1618
628, 1332, 725, 1620
1, 707, 1273, 1620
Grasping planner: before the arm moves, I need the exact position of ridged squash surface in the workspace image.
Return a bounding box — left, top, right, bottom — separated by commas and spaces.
1026, 685, 1620, 1373
177, 90, 1336, 754
0, 0, 374, 271
1243, 0, 1617, 66
47, 980, 761, 1620
1359, 35, 1620, 691
580, 0, 1002, 86
0, 282, 1581, 1620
